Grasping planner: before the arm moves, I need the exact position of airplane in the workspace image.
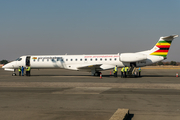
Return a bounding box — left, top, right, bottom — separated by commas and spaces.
2, 35, 178, 76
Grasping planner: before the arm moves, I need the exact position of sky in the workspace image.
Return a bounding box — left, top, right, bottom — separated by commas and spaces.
0, 0, 180, 61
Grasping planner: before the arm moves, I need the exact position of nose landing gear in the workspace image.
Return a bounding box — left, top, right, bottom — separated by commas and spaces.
12, 73, 16, 76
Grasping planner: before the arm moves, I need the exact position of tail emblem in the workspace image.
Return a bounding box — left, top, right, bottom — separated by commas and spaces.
150, 40, 172, 57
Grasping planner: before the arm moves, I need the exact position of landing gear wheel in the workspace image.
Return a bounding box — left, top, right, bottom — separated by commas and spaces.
12, 73, 16, 76
94, 72, 101, 76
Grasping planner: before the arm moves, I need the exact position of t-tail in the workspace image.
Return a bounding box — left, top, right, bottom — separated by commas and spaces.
149, 35, 178, 58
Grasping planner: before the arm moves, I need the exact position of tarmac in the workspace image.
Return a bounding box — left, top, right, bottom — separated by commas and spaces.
0, 67, 180, 120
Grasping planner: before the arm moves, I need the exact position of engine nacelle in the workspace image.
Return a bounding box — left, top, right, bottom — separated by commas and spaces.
120, 53, 147, 62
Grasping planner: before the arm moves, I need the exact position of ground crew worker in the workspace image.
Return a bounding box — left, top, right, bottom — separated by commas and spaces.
21, 66, 24, 76
121, 67, 125, 78
114, 65, 118, 77
138, 67, 141, 77
18, 66, 21, 76
26, 67, 28, 76
124, 66, 127, 78
113, 69, 116, 76
28, 66, 31, 76
125, 66, 129, 77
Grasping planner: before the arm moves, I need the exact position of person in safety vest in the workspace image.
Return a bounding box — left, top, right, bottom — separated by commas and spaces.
26, 67, 28, 76
121, 67, 125, 78
18, 66, 21, 76
125, 66, 129, 77
21, 66, 24, 76
114, 65, 118, 77
124, 66, 127, 78
28, 66, 31, 76
138, 67, 141, 77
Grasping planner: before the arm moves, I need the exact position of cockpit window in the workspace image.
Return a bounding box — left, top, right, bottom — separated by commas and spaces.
16, 58, 22, 61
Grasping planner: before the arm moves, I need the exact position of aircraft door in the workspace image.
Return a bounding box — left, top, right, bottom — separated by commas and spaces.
26, 56, 31, 66
130, 62, 136, 67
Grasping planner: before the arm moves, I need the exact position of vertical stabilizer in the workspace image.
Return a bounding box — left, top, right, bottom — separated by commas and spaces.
150, 35, 178, 57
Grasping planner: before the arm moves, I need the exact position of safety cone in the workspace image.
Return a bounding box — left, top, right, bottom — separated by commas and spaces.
176, 73, 178, 77
100, 73, 102, 79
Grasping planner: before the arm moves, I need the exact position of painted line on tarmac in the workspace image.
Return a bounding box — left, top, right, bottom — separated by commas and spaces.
109, 108, 129, 120
52, 76, 97, 78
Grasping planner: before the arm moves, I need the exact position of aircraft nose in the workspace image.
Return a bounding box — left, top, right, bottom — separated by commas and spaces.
2, 61, 17, 69
2, 63, 11, 68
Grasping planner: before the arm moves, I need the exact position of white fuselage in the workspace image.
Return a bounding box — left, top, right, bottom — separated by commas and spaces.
3, 53, 164, 72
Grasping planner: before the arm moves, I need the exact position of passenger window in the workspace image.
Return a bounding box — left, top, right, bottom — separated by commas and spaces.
66, 59, 68, 61
90, 59, 92, 61
85, 59, 87, 61
95, 58, 97, 61
114, 58, 116, 61
110, 58, 112, 61
75, 59, 77, 61
100, 58, 102, 61
71, 59, 73, 61
80, 59, 82, 61
105, 59, 107, 61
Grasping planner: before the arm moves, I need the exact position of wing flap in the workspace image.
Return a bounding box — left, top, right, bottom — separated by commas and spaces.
77, 64, 102, 70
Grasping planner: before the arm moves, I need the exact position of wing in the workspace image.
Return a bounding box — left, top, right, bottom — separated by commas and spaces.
77, 64, 102, 71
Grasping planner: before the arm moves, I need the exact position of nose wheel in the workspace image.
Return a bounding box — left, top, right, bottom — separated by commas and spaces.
12, 73, 16, 76
12, 69, 16, 76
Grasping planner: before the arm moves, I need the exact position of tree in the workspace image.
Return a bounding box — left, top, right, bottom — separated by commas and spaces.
0, 60, 9, 65
170, 61, 177, 66
157, 61, 164, 65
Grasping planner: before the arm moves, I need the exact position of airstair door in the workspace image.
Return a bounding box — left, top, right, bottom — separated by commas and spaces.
26, 56, 31, 66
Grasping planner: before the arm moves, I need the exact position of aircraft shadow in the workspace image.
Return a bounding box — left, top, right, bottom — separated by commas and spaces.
28, 74, 175, 78
141, 75, 175, 77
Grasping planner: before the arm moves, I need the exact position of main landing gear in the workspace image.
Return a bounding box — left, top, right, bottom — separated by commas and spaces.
94, 72, 101, 76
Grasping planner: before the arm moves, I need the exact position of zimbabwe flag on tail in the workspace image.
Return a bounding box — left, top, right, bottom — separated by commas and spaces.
150, 35, 178, 57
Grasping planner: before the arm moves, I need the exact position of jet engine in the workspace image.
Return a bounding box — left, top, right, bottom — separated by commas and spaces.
120, 53, 147, 62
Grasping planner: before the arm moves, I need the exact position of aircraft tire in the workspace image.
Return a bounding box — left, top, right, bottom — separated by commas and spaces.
12, 73, 16, 76
94, 72, 101, 76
